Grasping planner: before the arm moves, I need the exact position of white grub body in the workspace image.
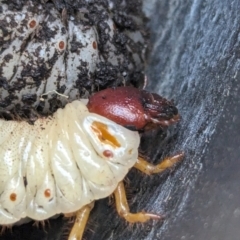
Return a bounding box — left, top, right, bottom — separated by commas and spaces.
0, 100, 140, 225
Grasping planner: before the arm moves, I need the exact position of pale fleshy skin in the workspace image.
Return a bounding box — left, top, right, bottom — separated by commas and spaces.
0, 100, 140, 225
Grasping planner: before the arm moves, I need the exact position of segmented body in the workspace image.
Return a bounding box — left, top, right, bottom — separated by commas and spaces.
0, 0, 147, 118
0, 100, 140, 225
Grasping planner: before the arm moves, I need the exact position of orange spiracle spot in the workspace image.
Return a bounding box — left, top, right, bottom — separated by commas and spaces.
10, 193, 17, 202
103, 150, 113, 158
59, 41, 65, 50
44, 189, 51, 198
29, 19, 37, 28
92, 41, 97, 49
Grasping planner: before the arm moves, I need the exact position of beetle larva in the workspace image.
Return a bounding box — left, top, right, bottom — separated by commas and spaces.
0, 99, 140, 225
0, 0, 148, 119
0, 87, 184, 239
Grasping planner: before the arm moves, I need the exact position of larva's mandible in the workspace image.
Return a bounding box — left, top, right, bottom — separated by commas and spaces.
0, 100, 140, 225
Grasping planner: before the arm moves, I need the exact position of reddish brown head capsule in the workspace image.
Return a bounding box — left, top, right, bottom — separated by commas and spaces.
87, 86, 180, 131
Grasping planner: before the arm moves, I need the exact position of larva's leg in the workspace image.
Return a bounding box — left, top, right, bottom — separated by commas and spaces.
114, 181, 161, 223
0, 226, 12, 235
68, 202, 94, 240
134, 152, 184, 175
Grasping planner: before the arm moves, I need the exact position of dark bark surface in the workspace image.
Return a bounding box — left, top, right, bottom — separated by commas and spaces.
2, 0, 240, 239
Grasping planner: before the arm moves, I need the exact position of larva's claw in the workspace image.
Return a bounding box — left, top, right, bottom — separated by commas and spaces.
114, 182, 164, 223
144, 213, 163, 220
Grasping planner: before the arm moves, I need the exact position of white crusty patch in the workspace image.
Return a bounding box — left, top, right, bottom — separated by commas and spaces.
0, 0, 146, 114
